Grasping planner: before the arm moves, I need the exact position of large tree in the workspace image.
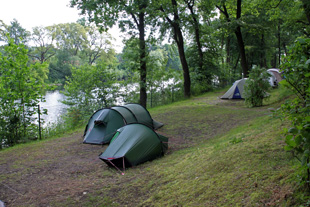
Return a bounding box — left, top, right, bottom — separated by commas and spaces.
156, 0, 192, 97
183, 0, 219, 89
49, 23, 88, 56
82, 24, 113, 65
29, 26, 56, 63
217, 0, 249, 77
71, 0, 150, 107
0, 19, 30, 45
184, 0, 204, 79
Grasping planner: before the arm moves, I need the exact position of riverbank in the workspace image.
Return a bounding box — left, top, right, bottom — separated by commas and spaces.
0, 88, 303, 206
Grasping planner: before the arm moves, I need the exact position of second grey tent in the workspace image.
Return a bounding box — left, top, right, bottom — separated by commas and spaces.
267, 68, 282, 87
99, 123, 168, 169
83, 103, 164, 145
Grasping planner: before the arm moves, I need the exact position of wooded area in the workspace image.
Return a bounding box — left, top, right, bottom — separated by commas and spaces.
0, 0, 309, 148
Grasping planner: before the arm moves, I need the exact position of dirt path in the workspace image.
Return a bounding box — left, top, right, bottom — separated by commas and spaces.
0, 95, 272, 206
0, 132, 109, 206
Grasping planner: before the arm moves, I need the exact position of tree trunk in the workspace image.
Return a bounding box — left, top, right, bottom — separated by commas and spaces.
194, 23, 203, 75
138, 11, 147, 108
226, 35, 231, 83
235, 27, 248, 77
235, 0, 248, 77
171, 0, 191, 98
217, 1, 248, 77
260, 34, 267, 68
175, 28, 191, 98
226, 35, 231, 66
186, 1, 203, 77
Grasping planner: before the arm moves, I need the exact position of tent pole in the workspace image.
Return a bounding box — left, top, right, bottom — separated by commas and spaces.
108, 159, 125, 175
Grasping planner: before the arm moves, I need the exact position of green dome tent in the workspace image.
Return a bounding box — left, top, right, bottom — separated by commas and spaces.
83, 104, 164, 145
99, 123, 168, 169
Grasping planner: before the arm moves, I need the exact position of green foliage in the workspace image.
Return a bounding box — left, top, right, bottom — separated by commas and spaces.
147, 47, 183, 107
71, 0, 151, 106
51, 23, 87, 56
47, 22, 114, 83
244, 66, 271, 107
0, 38, 48, 148
119, 38, 140, 73
29, 26, 56, 63
187, 46, 215, 91
118, 39, 184, 107
63, 63, 120, 126
278, 37, 310, 190
281, 37, 310, 101
0, 19, 30, 45
48, 50, 77, 83
163, 44, 182, 72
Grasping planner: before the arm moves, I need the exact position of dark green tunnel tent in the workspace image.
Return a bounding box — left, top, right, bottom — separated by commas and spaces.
83, 104, 164, 145
124, 104, 164, 129
99, 123, 168, 168
83, 108, 125, 144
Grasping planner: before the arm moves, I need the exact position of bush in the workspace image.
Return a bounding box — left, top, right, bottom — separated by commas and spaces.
0, 38, 47, 148
244, 66, 271, 107
278, 37, 310, 190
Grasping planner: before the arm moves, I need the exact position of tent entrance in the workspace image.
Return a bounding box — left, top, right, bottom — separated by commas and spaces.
232, 87, 242, 99
102, 156, 131, 169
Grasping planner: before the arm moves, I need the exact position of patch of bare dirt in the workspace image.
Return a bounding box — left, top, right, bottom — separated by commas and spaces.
0, 133, 109, 207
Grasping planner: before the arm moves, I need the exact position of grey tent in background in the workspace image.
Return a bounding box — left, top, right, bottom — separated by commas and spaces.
83, 103, 164, 145
267, 68, 282, 87
221, 78, 248, 99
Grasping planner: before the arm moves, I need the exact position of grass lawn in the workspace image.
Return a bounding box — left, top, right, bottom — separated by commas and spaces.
0, 87, 306, 206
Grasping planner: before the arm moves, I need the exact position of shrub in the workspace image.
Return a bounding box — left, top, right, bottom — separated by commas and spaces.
0, 38, 47, 148
244, 66, 271, 107
278, 37, 310, 190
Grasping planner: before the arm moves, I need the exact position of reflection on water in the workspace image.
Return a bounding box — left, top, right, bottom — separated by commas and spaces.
39, 91, 68, 127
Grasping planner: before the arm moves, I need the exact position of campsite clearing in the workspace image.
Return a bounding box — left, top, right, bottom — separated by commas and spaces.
0, 88, 300, 206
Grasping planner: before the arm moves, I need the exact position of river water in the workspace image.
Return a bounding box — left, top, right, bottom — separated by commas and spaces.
39, 90, 68, 127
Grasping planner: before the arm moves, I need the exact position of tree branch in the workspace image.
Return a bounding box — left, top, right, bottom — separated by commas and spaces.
236, 0, 241, 19
216, 4, 230, 21
297, 20, 310, 26
160, 6, 173, 25
130, 12, 140, 28
270, 0, 282, 9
